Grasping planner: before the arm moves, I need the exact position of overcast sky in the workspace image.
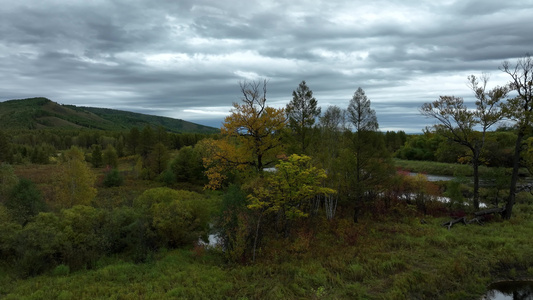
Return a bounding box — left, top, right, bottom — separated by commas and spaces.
1, 0, 532, 133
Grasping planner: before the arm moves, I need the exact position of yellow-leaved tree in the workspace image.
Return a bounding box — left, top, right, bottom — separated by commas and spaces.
55, 146, 97, 208
248, 154, 336, 220
202, 79, 286, 189
247, 154, 335, 261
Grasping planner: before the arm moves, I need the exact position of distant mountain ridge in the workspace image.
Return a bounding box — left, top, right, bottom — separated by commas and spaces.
0, 97, 218, 133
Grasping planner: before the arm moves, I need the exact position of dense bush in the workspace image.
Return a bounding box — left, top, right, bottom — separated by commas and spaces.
0, 187, 212, 277
134, 188, 210, 249
5, 178, 46, 225
169, 146, 205, 183
102, 168, 124, 187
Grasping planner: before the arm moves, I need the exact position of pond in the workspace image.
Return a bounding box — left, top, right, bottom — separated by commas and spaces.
482, 281, 533, 300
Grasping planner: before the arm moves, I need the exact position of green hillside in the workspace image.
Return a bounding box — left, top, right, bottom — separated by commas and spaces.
0, 97, 218, 133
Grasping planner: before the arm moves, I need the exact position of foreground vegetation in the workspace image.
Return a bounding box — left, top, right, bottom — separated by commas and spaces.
2, 198, 533, 299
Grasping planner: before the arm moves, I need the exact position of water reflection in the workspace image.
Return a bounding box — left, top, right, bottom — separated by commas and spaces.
483, 281, 533, 300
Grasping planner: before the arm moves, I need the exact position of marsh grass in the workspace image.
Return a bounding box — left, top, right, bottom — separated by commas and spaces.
394, 159, 491, 177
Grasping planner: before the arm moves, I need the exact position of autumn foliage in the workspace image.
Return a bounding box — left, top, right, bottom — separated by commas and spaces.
202, 80, 286, 189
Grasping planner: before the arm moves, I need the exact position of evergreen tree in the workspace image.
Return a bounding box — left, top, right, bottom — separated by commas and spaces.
346, 88, 391, 222
347, 87, 378, 133
286, 80, 321, 153
91, 144, 103, 168
170, 146, 205, 183
148, 142, 170, 176
0, 163, 19, 203
140, 125, 155, 158
6, 178, 46, 225
127, 127, 140, 155
0, 130, 12, 163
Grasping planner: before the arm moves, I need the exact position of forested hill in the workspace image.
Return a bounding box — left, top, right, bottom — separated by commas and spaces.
0, 97, 218, 133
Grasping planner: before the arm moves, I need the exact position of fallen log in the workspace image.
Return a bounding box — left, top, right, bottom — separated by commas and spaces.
467, 216, 484, 225
441, 217, 466, 230
474, 207, 505, 217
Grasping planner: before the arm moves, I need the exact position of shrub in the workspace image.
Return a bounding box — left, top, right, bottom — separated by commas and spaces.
14, 212, 64, 277
134, 188, 210, 249
103, 169, 124, 187
6, 178, 46, 225
169, 146, 205, 183
52, 264, 70, 276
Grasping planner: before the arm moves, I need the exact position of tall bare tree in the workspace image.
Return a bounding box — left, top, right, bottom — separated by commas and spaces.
500, 54, 533, 219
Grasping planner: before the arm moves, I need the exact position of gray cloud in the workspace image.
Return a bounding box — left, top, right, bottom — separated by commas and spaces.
1, 0, 532, 133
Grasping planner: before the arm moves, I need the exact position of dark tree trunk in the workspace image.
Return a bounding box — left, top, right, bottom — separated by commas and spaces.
505, 130, 525, 219
472, 157, 480, 210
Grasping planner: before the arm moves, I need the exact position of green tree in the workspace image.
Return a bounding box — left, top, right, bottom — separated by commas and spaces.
102, 168, 124, 187
0, 163, 19, 203
170, 146, 205, 183
0, 206, 21, 261
500, 54, 533, 219
30, 143, 54, 164
396, 132, 445, 161
91, 144, 103, 168
247, 154, 335, 260
347, 87, 378, 133
55, 146, 97, 208
148, 142, 170, 176
6, 178, 46, 225
217, 185, 251, 262
134, 188, 209, 248
346, 87, 388, 222
59, 205, 108, 270
0, 130, 12, 163
140, 125, 155, 158
420, 75, 508, 210
116, 135, 125, 157
155, 126, 169, 146
14, 212, 64, 276
384, 130, 407, 153
127, 127, 140, 155
103, 144, 118, 168
314, 105, 349, 220
248, 154, 335, 222
320, 105, 347, 132
286, 80, 321, 153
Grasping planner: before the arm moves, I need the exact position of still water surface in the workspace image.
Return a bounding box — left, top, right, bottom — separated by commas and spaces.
482, 281, 533, 300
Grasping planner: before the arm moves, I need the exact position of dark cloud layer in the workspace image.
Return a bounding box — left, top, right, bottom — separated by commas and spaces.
1, 0, 532, 132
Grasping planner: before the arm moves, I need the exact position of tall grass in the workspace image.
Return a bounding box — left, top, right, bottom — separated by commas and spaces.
394, 159, 492, 177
